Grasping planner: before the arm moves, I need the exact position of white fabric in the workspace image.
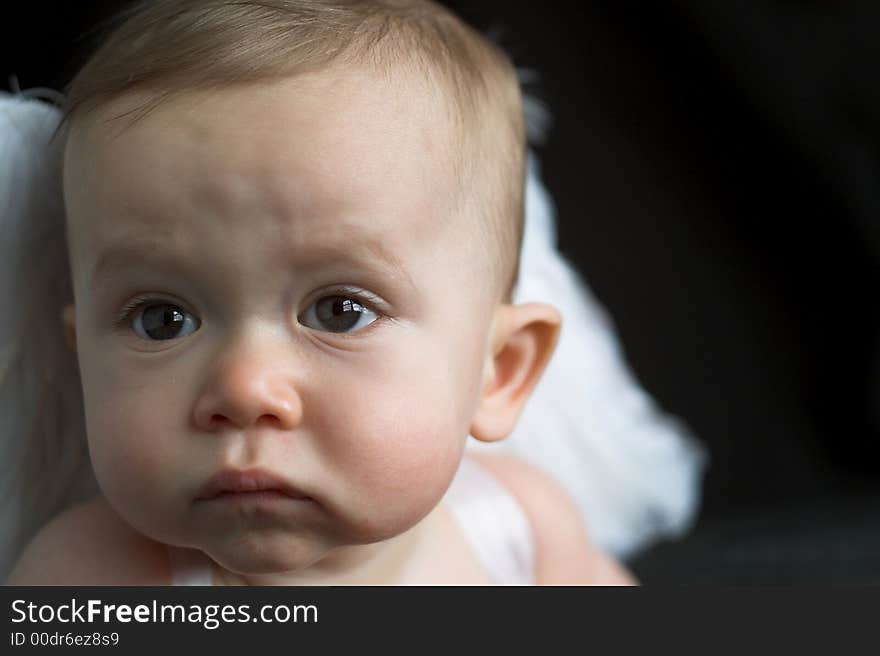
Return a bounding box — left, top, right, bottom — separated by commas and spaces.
441, 456, 535, 585
0, 94, 59, 577
168, 546, 214, 586
1, 91, 98, 580
167, 456, 535, 585
466, 154, 708, 558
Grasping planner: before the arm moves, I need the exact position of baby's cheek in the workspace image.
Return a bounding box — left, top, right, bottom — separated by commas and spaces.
84, 384, 185, 528
337, 423, 463, 541
312, 356, 470, 538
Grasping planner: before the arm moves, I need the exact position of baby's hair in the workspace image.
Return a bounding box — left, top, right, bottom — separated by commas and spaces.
61, 0, 527, 299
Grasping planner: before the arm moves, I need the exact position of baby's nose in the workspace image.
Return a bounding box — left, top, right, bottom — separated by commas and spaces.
192, 355, 303, 432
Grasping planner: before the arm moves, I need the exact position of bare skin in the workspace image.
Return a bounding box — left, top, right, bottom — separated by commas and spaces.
7, 454, 635, 585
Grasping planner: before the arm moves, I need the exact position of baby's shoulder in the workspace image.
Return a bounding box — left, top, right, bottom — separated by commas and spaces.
467, 453, 636, 585
5, 497, 170, 585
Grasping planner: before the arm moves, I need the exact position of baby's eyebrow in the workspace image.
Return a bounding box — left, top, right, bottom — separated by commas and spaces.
286, 236, 415, 290
90, 240, 186, 289
90, 234, 416, 292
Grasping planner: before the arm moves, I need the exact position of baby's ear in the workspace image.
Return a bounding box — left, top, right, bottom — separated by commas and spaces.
61, 304, 77, 353
470, 303, 561, 443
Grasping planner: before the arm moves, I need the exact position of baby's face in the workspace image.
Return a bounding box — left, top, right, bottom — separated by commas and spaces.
63, 68, 499, 574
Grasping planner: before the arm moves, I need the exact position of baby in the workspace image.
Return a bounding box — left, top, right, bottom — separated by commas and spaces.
6, 0, 634, 585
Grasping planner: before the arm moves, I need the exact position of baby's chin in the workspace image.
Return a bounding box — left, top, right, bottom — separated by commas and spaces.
194, 515, 425, 580
199, 528, 339, 576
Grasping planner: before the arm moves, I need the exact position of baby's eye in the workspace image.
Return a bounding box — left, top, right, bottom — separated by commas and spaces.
298, 295, 379, 334
123, 301, 201, 341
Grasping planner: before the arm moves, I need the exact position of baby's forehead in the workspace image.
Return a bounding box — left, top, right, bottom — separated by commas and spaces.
73, 71, 457, 208
63, 69, 488, 283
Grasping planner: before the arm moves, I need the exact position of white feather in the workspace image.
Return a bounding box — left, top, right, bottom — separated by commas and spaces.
467, 149, 708, 558
0, 93, 96, 580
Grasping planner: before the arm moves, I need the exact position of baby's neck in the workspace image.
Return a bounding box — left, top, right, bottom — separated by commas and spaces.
208, 505, 445, 586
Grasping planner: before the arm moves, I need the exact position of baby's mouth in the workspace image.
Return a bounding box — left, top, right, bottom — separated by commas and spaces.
196, 468, 313, 502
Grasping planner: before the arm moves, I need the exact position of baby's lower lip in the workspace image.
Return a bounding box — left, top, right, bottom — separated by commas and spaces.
206, 490, 312, 503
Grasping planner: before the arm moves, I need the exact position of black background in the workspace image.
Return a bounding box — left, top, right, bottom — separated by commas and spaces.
3, 1, 879, 583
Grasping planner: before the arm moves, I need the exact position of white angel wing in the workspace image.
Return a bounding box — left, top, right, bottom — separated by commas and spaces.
0, 92, 96, 580
467, 150, 708, 559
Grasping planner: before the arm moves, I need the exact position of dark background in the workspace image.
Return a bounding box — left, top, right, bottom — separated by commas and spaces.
3, 1, 879, 583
